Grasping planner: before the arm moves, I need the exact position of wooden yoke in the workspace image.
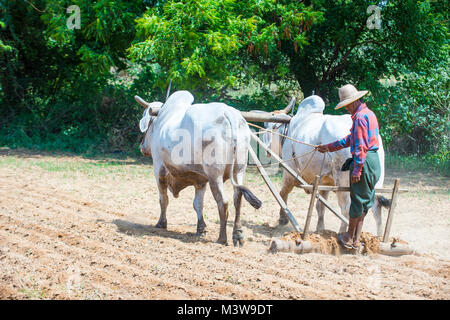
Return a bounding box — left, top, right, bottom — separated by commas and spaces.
134, 95, 292, 123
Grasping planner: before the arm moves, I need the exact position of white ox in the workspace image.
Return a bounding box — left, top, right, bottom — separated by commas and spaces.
139, 90, 261, 246
261, 95, 389, 236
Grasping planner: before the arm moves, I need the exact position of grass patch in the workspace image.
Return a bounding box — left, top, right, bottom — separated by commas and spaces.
1, 147, 447, 191
386, 153, 449, 177
0, 151, 153, 179
19, 277, 47, 300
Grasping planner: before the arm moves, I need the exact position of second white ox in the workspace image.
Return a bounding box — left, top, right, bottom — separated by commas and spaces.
261, 95, 390, 236
139, 90, 261, 246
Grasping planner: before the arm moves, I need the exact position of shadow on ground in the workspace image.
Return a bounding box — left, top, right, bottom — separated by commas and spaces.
241, 219, 292, 240
110, 219, 210, 244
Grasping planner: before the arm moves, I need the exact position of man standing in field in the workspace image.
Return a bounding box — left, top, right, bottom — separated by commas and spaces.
317, 84, 382, 250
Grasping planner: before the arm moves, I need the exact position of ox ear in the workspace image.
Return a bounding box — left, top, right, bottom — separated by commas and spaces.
139, 107, 151, 133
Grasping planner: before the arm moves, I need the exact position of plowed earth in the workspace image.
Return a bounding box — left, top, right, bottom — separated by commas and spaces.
0, 149, 448, 299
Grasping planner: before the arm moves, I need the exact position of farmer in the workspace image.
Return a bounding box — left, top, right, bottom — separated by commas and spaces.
317, 84, 381, 250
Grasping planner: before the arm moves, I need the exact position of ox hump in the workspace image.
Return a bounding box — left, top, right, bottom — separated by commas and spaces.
296, 95, 325, 116
164, 90, 195, 112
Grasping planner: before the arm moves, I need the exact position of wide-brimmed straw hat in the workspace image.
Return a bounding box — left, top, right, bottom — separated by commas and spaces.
335, 84, 368, 110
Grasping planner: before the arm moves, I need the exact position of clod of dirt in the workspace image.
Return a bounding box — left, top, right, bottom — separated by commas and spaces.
282, 230, 341, 255
359, 232, 380, 254
282, 230, 409, 255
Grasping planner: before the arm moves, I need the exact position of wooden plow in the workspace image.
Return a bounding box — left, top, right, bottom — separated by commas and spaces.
135, 95, 411, 256
248, 132, 411, 256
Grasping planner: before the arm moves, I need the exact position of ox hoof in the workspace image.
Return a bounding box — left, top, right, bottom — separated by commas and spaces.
316, 224, 325, 233
217, 238, 228, 246
278, 215, 289, 226
155, 220, 167, 229
195, 227, 208, 237
232, 230, 245, 247
233, 239, 244, 247
196, 229, 207, 236
196, 221, 207, 236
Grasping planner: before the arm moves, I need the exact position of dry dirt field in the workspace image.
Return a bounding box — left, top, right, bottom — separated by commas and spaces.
0, 148, 449, 300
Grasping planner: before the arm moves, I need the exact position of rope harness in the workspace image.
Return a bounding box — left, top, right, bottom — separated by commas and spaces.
247, 122, 329, 183
247, 122, 319, 148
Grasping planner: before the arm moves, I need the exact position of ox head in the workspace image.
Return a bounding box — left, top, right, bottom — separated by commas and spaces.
261, 122, 286, 158
136, 96, 163, 157
257, 97, 295, 158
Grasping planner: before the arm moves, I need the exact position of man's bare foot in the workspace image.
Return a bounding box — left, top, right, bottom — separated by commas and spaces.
338, 232, 354, 249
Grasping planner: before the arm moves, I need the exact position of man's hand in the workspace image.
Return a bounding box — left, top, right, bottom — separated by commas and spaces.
351, 174, 360, 183
317, 144, 329, 153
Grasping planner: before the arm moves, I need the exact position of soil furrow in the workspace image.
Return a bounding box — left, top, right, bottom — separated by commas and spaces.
1, 153, 448, 300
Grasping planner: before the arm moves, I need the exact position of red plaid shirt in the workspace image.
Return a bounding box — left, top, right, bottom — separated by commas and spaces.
326, 103, 380, 177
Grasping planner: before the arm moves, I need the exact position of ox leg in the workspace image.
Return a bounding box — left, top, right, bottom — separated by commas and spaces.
372, 198, 383, 237
232, 171, 245, 247
194, 184, 207, 236
336, 191, 351, 234
209, 177, 229, 245
155, 177, 169, 229
278, 174, 295, 225
316, 191, 329, 232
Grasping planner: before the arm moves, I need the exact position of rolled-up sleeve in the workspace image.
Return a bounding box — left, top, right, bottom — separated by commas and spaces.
326, 134, 351, 152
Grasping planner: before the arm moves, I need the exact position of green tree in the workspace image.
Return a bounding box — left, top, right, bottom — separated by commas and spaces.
129, 0, 323, 97
0, 0, 146, 107
0, 0, 150, 152
129, 0, 447, 102
0, 0, 447, 159
364, 59, 449, 164
129, 0, 448, 163
285, 0, 448, 102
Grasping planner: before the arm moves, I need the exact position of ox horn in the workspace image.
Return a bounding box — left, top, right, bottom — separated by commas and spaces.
135, 95, 149, 108
273, 96, 296, 114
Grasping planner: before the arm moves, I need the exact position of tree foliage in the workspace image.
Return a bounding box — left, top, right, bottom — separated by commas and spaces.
129, 0, 447, 101
365, 59, 449, 163
0, 0, 146, 105
0, 0, 149, 153
0, 0, 448, 165
282, 0, 448, 101
129, 0, 323, 96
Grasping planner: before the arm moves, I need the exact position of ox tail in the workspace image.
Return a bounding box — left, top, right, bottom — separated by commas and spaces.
228, 165, 262, 209
224, 112, 262, 210
236, 184, 262, 209
376, 195, 391, 209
